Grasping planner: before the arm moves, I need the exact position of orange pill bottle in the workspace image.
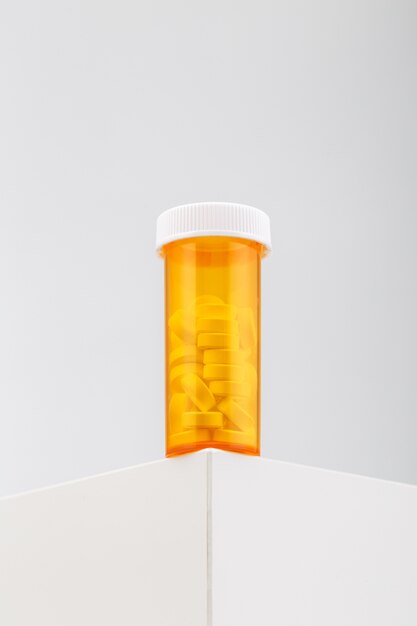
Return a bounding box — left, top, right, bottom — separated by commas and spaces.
156, 203, 271, 457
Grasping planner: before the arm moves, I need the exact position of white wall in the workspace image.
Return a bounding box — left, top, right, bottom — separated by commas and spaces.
1, 0, 416, 495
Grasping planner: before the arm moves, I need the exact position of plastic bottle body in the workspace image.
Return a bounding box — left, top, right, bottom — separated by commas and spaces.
162, 236, 265, 456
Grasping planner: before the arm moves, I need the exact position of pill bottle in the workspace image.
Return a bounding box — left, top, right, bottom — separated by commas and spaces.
156, 203, 271, 457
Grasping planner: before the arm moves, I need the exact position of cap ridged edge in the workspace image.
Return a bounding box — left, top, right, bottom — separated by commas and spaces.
156, 202, 272, 253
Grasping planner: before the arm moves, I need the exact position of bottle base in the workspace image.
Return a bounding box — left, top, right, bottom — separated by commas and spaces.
166, 441, 260, 457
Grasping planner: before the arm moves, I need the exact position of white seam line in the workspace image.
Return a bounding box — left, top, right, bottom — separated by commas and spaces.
207, 452, 213, 626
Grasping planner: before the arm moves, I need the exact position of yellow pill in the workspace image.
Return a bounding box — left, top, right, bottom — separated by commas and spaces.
244, 363, 258, 415
223, 417, 240, 430
209, 381, 250, 397
203, 349, 247, 365
168, 309, 197, 343
229, 395, 252, 412
168, 429, 212, 448
170, 345, 203, 367
196, 304, 237, 320
245, 363, 258, 393
181, 373, 216, 411
197, 318, 238, 334
170, 330, 182, 350
193, 295, 224, 307
203, 364, 245, 382
169, 393, 194, 433
217, 396, 255, 432
213, 429, 256, 447
170, 363, 203, 391
197, 333, 239, 350
183, 411, 224, 429
238, 307, 256, 350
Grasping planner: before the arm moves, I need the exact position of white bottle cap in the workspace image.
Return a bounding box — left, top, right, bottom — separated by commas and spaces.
156, 202, 272, 253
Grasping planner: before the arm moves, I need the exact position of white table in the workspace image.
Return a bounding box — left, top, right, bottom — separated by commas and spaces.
1, 449, 416, 625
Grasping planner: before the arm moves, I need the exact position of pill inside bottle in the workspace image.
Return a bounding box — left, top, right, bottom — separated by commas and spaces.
156, 203, 271, 457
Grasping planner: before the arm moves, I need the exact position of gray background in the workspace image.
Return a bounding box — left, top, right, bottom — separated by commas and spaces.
1, 0, 416, 496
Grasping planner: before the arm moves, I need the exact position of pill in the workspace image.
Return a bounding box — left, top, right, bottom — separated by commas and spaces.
203, 349, 247, 365
168, 429, 212, 448
183, 411, 224, 429
245, 363, 258, 392
170, 330, 182, 350
244, 363, 258, 413
196, 304, 237, 320
170, 363, 203, 391
213, 429, 256, 447
217, 397, 256, 431
181, 373, 217, 411
203, 364, 245, 382
169, 393, 194, 433
197, 318, 239, 334
209, 381, 250, 397
238, 307, 256, 350
168, 309, 197, 343
229, 395, 252, 412
169, 345, 203, 367
223, 417, 240, 430
197, 333, 239, 350
193, 295, 224, 307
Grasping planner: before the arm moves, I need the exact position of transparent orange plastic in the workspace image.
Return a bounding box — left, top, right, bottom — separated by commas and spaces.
161, 236, 266, 457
